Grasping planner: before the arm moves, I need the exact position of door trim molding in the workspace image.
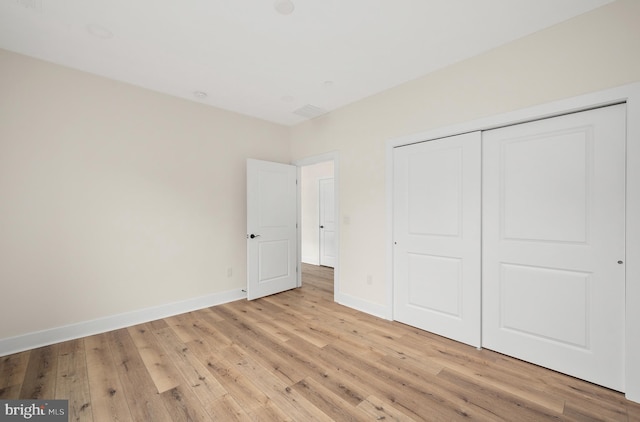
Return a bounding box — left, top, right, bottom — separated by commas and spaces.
385, 82, 640, 402
293, 152, 340, 303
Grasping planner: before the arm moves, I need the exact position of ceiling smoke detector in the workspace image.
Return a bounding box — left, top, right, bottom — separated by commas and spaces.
274, 0, 295, 15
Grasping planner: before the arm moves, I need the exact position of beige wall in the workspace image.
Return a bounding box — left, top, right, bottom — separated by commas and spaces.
290, 0, 640, 307
0, 49, 290, 340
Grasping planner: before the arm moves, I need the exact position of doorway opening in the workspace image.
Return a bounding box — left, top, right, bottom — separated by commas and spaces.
295, 153, 339, 301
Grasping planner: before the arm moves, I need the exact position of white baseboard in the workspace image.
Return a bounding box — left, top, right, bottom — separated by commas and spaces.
302, 256, 319, 265
0, 288, 246, 357
335, 292, 390, 321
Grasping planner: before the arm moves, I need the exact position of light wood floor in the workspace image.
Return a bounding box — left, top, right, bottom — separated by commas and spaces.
1, 264, 639, 421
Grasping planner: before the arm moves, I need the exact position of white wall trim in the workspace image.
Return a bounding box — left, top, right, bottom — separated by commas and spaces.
302, 255, 320, 265
0, 288, 246, 357
385, 82, 640, 403
294, 151, 340, 303
335, 292, 388, 320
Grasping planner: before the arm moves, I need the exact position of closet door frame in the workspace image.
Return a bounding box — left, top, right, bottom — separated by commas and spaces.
385, 82, 640, 403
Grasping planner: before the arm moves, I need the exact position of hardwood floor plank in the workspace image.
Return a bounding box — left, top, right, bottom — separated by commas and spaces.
341, 346, 505, 421
107, 329, 175, 422
316, 343, 454, 421
0, 350, 30, 393
203, 353, 273, 414
254, 319, 292, 343
223, 344, 334, 422
211, 305, 317, 385
378, 347, 443, 378
160, 385, 214, 422
84, 333, 133, 422
562, 400, 626, 422
436, 367, 566, 421
0, 384, 22, 400
207, 393, 252, 421
153, 326, 228, 408
187, 310, 235, 353
127, 323, 182, 394
284, 336, 368, 407
487, 350, 628, 419
167, 312, 206, 344
293, 376, 369, 421
627, 401, 640, 421
18, 344, 58, 399
244, 400, 295, 422
56, 338, 93, 422
356, 394, 418, 421
414, 345, 566, 414
251, 295, 293, 315
357, 338, 542, 421
390, 329, 569, 415
270, 316, 329, 348
147, 318, 170, 331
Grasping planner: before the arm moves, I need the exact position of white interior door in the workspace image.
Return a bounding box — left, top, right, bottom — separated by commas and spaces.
319, 178, 336, 268
482, 104, 626, 391
393, 132, 481, 347
246, 159, 298, 300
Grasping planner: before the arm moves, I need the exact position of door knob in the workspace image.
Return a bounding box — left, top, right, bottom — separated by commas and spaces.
320, 225, 324, 229
249, 234, 260, 239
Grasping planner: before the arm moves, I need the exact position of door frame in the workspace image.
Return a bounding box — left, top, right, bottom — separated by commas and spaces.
385, 82, 640, 402
293, 152, 340, 301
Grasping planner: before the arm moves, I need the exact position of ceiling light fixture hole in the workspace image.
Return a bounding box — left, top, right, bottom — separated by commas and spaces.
274, 0, 295, 15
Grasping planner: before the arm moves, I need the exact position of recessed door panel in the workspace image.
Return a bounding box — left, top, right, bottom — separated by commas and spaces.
408, 148, 462, 237
258, 240, 291, 283
501, 129, 589, 243
407, 253, 462, 318
258, 169, 291, 228
500, 263, 590, 348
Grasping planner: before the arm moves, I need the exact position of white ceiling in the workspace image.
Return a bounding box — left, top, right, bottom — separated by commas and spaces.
0, 0, 614, 126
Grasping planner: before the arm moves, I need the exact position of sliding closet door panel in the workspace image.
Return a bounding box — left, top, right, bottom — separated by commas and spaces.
393, 132, 481, 347
482, 104, 626, 391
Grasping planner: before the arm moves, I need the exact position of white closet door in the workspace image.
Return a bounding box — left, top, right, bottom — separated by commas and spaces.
393, 132, 481, 347
482, 104, 626, 391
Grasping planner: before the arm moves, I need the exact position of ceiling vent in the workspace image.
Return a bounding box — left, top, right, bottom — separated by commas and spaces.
14, 0, 42, 11
292, 104, 327, 119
